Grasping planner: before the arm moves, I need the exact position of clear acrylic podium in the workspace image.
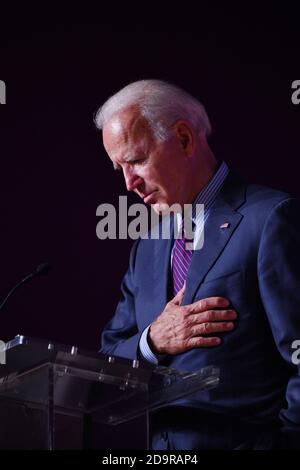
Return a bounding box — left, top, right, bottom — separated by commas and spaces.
0, 335, 219, 449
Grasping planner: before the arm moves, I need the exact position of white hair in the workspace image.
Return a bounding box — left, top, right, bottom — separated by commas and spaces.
94, 79, 212, 141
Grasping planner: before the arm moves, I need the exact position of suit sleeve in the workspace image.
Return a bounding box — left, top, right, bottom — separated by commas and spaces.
258, 197, 300, 448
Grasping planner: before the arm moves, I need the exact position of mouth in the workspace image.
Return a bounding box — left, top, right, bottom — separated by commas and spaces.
143, 191, 157, 204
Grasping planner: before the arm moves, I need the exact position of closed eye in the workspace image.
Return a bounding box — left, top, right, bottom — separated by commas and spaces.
113, 158, 147, 171
130, 158, 147, 166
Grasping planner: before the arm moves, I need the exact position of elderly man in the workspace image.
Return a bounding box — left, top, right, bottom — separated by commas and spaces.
95, 80, 300, 450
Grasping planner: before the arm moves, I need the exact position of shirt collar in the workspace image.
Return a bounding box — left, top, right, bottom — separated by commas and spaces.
176, 161, 229, 228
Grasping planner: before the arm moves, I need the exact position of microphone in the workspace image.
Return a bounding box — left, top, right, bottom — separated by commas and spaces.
0, 263, 51, 312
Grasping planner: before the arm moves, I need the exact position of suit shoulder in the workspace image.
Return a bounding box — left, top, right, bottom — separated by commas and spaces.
244, 183, 293, 212
235, 183, 300, 232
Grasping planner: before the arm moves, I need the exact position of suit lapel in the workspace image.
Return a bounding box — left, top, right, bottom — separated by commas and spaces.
183, 173, 246, 305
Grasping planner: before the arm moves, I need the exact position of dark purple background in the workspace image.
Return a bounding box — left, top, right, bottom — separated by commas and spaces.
0, 5, 299, 350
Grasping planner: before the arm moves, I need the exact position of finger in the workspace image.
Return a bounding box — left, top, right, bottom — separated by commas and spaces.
188, 296, 230, 313
186, 336, 222, 349
172, 282, 186, 306
190, 321, 234, 336
189, 309, 237, 323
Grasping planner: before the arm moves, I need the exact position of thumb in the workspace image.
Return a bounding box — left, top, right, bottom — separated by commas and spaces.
172, 282, 186, 306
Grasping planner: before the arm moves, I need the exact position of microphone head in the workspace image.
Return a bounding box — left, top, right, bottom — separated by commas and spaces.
0, 262, 52, 312
34, 262, 51, 276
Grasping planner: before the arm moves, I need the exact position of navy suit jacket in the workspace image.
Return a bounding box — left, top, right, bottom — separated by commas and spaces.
101, 173, 300, 449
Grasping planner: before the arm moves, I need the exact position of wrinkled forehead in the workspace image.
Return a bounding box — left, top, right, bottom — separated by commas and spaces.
103, 108, 154, 149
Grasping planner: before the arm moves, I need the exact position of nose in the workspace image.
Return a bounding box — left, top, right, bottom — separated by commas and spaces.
123, 165, 143, 192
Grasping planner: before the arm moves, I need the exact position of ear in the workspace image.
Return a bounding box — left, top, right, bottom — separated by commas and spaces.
174, 121, 194, 155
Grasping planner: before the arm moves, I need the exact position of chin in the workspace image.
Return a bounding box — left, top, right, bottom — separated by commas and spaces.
151, 202, 176, 215
151, 202, 163, 214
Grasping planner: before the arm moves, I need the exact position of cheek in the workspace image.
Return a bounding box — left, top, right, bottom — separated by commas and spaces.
141, 161, 174, 191
140, 166, 158, 184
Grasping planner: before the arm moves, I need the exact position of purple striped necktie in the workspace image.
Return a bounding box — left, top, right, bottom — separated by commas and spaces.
172, 219, 194, 295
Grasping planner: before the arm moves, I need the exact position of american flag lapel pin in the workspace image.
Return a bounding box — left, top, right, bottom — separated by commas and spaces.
220, 222, 230, 229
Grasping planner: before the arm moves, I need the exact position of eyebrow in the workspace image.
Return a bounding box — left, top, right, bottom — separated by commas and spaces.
113, 155, 143, 171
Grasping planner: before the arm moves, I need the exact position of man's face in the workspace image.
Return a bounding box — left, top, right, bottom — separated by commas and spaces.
102, 109, 192, 213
